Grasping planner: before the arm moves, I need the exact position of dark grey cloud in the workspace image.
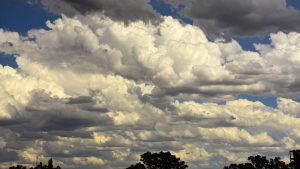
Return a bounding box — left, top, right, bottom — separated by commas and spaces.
0, 149, 18, 162
35, 0, 300, 39
162, 0, 300, 38
0, 91, 113, 147
21, 92, 112, 131
41, 0, 160, 22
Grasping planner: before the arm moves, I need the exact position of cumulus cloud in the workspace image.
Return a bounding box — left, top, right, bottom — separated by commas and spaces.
1, 14, 300, 169
72, 156, 105, 167
37, 0, 300, 39
161, 0, 300, 38
6, 15, 299, 98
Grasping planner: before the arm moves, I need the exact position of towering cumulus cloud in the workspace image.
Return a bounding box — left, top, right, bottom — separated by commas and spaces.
1, 13, 300, 169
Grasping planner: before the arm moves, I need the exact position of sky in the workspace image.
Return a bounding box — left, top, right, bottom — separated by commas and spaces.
1, 0, 300, 169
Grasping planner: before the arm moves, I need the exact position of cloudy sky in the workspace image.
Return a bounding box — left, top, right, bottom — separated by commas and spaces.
1, 0, 300, 169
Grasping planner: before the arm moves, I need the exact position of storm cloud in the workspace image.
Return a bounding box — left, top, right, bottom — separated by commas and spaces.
161, 0, 300, 38
37, 0, 300, 39
41, 0, 160, 22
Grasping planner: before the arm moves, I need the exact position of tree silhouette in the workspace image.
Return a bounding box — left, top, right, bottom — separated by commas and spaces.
126, 151, 188, 169
224, 155, 290, 169
9, 165, 27, 169
9, 158, 61, 169
127, 163, 146, 169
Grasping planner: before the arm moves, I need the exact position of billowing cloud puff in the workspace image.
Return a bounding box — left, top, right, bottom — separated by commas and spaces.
1, 15, 300, 169
4, 15, 299, 99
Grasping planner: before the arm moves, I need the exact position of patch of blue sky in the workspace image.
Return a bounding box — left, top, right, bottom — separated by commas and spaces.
234, 35, 271, 51
236, 93, 278, 108
293, 97, 300, 103
0, 0, 59, 35
175, 98, 228, 106
0, 0, 59, 68
287, 0, 300, 10
150, 0, 193, 24
0, 53, 18, 68
176, 95, 300, 108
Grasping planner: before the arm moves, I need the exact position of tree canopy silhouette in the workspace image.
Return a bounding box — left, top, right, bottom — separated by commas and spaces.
224, 155, 290, 169
126, 151, 188, 169
9, 158, 61, 169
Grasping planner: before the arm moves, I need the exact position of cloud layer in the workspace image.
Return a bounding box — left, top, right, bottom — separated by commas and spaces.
162, 0, 300, 38
41, 0, 160, 22
1, 15, 300, 169
40, 0, 300, 38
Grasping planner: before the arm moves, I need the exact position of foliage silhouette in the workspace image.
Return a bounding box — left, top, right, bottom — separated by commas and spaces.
126, 151, 188, 169
127, 162, 147, 169
9, 158, 61, 169
9, 165, 27, 169
224, 155, 290, 169
7, 151, 298, 169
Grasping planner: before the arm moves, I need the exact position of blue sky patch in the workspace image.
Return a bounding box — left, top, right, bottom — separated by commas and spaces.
237, 93, 278, 108
0, 53, 17, 68
0, 0, 58, 35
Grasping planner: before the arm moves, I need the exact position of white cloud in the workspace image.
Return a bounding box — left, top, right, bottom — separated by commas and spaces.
93, 133, 111, 145
0, 138, 6, 149
1, 14, 300, 169
72, 156, 105, 166
172, 144, 212, 162
277, 98, 300, 117
2, 15, 300, 98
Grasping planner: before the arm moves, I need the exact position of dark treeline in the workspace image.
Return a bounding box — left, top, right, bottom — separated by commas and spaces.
126, 151, 188, 169
9, 158, 61, 169
224, 155, 291, 169
8, 150, 299, 169
224, 150, 300, 169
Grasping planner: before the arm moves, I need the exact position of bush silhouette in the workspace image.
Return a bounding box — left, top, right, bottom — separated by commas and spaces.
9, 158, 61, 169
126, 151, 188, 169
224, 155, 290, 169
9, 165, 27, 169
